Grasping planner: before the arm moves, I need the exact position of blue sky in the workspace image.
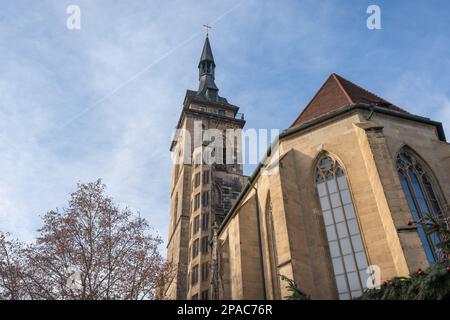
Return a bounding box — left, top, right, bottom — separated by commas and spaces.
1, 0, 449, 246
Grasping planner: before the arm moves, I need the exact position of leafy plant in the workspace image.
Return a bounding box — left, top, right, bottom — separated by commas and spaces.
359, 214, 450, 300
280, 275, 310, 300
281, 214, 450, 300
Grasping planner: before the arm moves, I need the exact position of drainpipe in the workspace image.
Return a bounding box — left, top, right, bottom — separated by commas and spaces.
365, 106, 375, 121
250, 181, 267, 300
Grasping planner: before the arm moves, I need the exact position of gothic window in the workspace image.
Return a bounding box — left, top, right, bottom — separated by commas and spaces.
396, 149, 445, 264
191, 265, 199, 286
194, 193, 200, 211
201, 213, 209, 231
315, 154, 369, 300
202, 191, 210, 207
201, 236, 209, 255
193, 216, 200, 234
203, 170, 210, 185
265, 196, 280, 299
194, 173, 201, 188
201, 263, 209, 281
192, 239, 199, 258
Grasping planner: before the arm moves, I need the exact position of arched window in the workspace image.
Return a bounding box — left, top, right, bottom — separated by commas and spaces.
315, 155, 369, 299
265, 195, 280, 299
396, 149, 445, 264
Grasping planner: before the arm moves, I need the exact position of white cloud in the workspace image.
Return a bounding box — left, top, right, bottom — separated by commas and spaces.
0, 0, 449, 250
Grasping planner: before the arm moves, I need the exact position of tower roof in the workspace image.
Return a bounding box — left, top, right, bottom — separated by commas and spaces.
199, 35, 215, 66
197, 35, 219, 99
292, 73, 408, 127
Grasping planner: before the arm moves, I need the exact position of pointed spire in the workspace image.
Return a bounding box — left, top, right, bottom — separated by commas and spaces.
197, 34, 219, 100
199, 36, 215, 66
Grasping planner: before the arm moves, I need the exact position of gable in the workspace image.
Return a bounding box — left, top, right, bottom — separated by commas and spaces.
291, 73, 407, 127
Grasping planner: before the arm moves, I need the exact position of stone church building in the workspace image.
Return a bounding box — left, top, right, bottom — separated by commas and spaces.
165, 35, 450, 300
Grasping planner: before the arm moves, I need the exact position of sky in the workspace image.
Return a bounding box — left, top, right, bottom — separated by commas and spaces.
0, 0, 449, 247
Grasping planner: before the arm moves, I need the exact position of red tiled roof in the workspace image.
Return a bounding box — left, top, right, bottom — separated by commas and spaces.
291, 73, 408, 127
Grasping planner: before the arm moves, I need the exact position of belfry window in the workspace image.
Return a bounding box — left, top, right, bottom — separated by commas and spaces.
315, 155, 369, 299
396, 149, 445, 264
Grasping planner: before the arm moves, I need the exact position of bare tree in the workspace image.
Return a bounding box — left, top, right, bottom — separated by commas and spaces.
0, 232, 27, 299
0, 180, 169, 300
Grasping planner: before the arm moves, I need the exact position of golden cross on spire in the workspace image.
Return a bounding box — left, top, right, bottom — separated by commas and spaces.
203, 24, 212, 37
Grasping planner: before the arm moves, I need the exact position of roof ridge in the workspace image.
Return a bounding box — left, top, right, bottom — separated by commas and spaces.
290, 74, 337, 127
333, 73, 408, 113
331, 73, 353, 104
290, 73, 409, 128
333, 73, 390, 105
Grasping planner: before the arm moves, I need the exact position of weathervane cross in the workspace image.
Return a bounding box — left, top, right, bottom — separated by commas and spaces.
203, 24, 212, 36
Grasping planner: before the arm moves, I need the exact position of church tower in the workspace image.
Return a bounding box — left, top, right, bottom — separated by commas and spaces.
165, 34, 247, 300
